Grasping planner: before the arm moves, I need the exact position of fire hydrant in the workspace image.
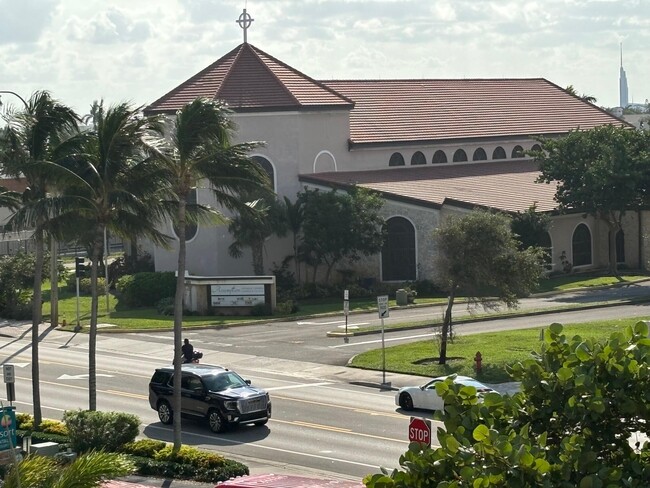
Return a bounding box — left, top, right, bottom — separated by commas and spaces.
474, 351, 483, 373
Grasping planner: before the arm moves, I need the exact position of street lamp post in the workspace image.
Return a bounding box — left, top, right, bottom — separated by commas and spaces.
0, 90, 29, 110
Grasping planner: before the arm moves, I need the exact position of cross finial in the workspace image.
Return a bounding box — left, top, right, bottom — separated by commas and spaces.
236, 8, 254, 43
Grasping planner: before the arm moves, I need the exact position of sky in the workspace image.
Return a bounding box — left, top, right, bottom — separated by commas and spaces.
1, 0, 648, 117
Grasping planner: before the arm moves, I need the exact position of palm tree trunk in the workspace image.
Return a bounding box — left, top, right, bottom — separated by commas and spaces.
252, 242, 264, 275
31, 227, 44, 430
50, 236, 58, 327
439, 289, 455, 365
172, 198, 187, 453
88, 226, 103, 411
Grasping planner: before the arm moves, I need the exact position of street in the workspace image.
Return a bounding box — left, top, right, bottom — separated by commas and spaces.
2, 286, 650, 479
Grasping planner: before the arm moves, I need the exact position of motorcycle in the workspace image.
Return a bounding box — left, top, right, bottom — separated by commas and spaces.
182, 350, 203, 364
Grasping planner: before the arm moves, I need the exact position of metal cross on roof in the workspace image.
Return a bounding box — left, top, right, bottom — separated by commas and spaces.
236, 8, 254, 43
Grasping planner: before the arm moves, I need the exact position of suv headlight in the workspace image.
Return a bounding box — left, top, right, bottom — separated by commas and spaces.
224, 400, 238, 411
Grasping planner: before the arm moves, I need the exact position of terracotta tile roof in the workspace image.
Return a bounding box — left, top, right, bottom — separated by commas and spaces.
322, 78, 627, 146
0, 177, 27, 193
146, 43, 353, 114
299, 160, 558, 213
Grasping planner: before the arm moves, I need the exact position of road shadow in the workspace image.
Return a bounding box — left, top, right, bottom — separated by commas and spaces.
143, 419, 271, 447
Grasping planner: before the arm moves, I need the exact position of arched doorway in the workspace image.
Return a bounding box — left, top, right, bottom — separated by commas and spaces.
572, 223, 592, 266
381, 217, 416, 281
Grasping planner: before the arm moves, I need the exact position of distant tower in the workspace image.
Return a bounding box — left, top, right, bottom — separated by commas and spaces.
619, 43, 629, 108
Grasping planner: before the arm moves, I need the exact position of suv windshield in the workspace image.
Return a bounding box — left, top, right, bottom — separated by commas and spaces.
203, 371, 248, 392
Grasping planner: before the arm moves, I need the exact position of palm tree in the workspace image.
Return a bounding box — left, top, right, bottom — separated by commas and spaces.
156, 97, 269, 452
2, 450, 134, 488
283, 196, 303, 283
228, 194, 288, 275
565, 85, 597, 104
0, 91, 79, 430
58, 101, 170, 410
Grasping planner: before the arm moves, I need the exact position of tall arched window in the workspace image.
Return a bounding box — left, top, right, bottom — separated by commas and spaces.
492, 147, 506, 159
452, 149, 468, 162
410, 151, 426, 165
512, 145, 524, 158
432, 150, 448, 164
389, 152, 405, 166
473, 148, 487, 161
252, 155, 275, 191
539, 232, 553, 270
572, 223, 592, 266
381, 217, 416, 281
531, 144, 542, 153
173, 188, 198, 242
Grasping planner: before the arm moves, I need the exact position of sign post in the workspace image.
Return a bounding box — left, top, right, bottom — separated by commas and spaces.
343, 289, 349, 343
3, 365, 15, 405
409, 416, 431, 447
377, 295, 390, 388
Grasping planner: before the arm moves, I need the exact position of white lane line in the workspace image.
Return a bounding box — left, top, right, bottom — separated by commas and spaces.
329, 332, 434, 348
297, 320, 345, 325
265, 382, 332, 391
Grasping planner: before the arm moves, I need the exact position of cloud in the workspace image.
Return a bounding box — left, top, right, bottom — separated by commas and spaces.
0, 0, 58, 44
65, 7, 152, 44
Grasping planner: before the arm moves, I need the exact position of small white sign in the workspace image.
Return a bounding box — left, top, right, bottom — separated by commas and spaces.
3, 364, 15, 384
377, 295, 389, 318
344, 289, 349, 300
343, 300, 349, 315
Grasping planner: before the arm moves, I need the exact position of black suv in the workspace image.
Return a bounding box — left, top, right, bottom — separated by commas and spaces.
148, 364, 271, 433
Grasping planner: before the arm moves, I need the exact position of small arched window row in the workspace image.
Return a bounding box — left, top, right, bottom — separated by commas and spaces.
389, 144, 542, 166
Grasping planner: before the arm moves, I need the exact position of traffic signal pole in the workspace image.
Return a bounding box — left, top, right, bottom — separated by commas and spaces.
74, 257, 84, 331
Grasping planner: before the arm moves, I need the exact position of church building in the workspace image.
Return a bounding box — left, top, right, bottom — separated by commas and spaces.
144, 17, 641, 284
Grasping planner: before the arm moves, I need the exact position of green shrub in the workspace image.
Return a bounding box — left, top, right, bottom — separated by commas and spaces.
153, 445, 227, 468
16, 430, 70, 447
276, 300, 298, 314
129, 455, 248, 483
116, 272, 176, 307
120, 439, 168, 457
65, 275, 107, 295
14, 414, 68, 436
63, 410, 140, 453
250, 303, 272, 316
156, 296, 174, 315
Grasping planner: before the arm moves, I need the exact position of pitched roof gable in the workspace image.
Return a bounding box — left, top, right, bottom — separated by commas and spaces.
299, 160, 558, 213
146, 43, 353, 114
322, 78, 628, 146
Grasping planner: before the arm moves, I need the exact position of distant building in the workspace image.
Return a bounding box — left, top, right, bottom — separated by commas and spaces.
620, 43, 629, 108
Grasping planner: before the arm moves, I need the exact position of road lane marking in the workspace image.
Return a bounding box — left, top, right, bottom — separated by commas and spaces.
273, 419, 409, 444
291, 420, 352, 433
265, 382, 332, 391
329, 332, 434, 348
271, 394, 405, 419
58, 373, 114, 380
16, 375, 147, 400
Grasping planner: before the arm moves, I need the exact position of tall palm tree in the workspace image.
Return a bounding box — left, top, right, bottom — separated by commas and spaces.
0, 91, 79, 429
3, 450, 134, 488
58, 101, 170, 410
283, 196, 303, 283
157, 97, 269, 451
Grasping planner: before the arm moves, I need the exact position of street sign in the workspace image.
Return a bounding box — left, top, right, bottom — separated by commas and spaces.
409, 417, 431, 446
344, 289, 349, 300
343, 300, 349, 315
377, 295, 389, 318
2, 364, 14, 384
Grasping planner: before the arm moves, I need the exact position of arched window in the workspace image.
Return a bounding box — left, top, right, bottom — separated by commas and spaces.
609, 230, 625, 263
173, 188, 198, 242
512, 145, 524, 158
539, 232, 553, 270
381, 217, 416, 281
492, 146, 506, 159
432, 150, 448, 164
411, 151, 426, 165
473, 148, 487, 161
252, 155, 275, 191
452, 149, 468, 162
572, 223, 592, 266
389, 152, 405, 166
531, 144, 542, 153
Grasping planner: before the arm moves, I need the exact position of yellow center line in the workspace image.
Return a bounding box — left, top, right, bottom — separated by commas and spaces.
272, 394, 407, 419
16, 376, 146, 399
38, 360, 151, 379
272, 418, 410, 444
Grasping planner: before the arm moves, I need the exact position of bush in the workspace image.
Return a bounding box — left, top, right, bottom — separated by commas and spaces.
156, 297, 174, 315
63, 410, 140, 453
130, 455, 248, 483
120, 439, 168, 458
16, 430, 70, 447
250, 303, 272, 316
108, 252, 154, 287
65, 276, 107, 295
115, 272, 176, 307
276, 299, 298, 314
15, 414, 68, 436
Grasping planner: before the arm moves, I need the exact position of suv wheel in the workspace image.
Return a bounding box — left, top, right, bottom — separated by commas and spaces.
207, 409, 227, 433
157, 401, 173, 424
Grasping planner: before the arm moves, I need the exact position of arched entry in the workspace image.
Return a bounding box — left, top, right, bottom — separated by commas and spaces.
572, 223, 592, 266
381, 217, 416, 281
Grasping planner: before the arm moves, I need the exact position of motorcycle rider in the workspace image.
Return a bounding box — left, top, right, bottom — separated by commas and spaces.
181, 338, 194, 364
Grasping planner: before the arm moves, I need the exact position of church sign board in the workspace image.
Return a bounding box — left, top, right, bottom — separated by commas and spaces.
211, 284, 266, 307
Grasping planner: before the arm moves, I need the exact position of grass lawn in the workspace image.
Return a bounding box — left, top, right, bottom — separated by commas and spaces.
42, 272, 648, 331
348, 317, 650, 384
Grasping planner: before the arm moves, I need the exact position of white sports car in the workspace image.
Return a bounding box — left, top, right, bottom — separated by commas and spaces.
395, 375, 494, 411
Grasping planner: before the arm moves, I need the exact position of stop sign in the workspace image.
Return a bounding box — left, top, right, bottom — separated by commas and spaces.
409, 417, 431, 446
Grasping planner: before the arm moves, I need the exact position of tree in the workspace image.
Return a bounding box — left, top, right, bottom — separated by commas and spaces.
283, 196, 304, 283
364, 322, 650, 487
228, 193, 288, 275
433, 211, 544, 364
3, 450, 134, 488
536, 125, 650, 275
565, 84, 597, 104
510, 204, 551, 250
156, 97, 268, 453
298, 187, 385, 283
58, 101, 170, 411
0, 90, 79, 430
